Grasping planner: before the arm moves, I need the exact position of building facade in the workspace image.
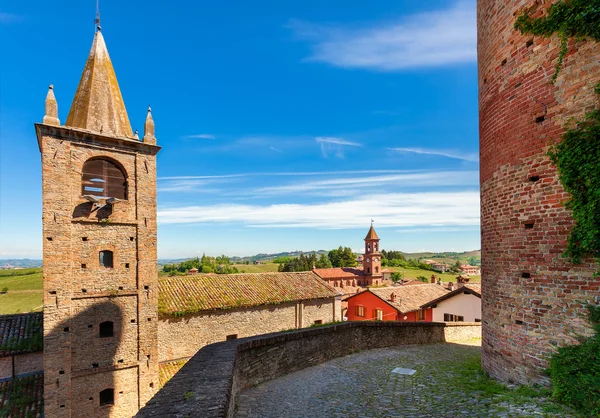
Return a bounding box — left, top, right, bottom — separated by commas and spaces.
37, 26, 160, 416
479, 0, 600, 383
346, 285, 449, 322
157, 272, 342, 362
420, 284, 481, 323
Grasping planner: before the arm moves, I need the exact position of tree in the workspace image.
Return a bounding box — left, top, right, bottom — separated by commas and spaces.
390, 272, 403, 283
328, 246, 358, 267
316, 253, 332, 268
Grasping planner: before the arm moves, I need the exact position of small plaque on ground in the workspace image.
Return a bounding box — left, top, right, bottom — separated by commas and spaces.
391, 367, 416, 375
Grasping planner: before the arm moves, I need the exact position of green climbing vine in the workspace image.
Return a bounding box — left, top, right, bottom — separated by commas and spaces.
516, 1, 600, 272
515, 0, 600, 82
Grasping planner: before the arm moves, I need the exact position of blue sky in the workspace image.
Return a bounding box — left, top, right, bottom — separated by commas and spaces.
0, 0, 479, 259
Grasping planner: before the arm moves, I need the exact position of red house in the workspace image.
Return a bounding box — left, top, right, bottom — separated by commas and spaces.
346, 284, 449, 322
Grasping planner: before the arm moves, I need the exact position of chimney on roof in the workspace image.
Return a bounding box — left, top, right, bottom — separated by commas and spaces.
390, 293, 396, 302
448, 282, 455, 291
431, 274, 437, 284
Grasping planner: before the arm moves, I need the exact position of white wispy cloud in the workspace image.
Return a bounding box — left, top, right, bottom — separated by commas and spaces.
0, 10, 21, 24
389, 147, 478, 162
158, 169, 417, 181
315, 136, 362, 158
181, 134, 216, 139
252, 171, 478, 196
158, 191, 480, 228
287, 1, 476, 71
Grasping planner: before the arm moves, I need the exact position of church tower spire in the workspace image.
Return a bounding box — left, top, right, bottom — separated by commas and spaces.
363, 221, 381, 279
65, 28, 133, 138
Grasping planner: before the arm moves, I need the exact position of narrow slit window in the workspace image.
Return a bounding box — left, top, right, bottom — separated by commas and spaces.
99, 250, 113, 268
99, 321, 114, 338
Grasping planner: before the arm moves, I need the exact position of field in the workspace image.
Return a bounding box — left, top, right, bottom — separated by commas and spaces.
385, 266, 481, 283
0, 268, 43, 315
232, 263, 280, 273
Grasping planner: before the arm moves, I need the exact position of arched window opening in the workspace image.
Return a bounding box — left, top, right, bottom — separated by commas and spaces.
375, 267, 379, 273
367, 244, 371, 252
99, 388, 114, 406
367, 267, 371, 274
99, 321, 114, 338
99, 250, 113, 268
82, 159, 127, 200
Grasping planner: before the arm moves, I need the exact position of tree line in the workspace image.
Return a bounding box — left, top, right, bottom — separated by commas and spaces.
162, 254, 239, 275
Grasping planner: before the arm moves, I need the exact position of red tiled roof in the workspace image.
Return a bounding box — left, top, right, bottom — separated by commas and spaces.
365, 225, 379, 240
159, 359, 189, 388
349, 284, 449, 313
402, 280, 429, 286
0, 312, 43, 357
158, 271, 341, 316
0, 374, 44, 417
313, 267, 363, 279
420, 284, 481, 309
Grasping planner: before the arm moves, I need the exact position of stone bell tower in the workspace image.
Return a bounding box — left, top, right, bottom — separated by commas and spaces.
363, 223, 382, 285
36, 24, 160, 417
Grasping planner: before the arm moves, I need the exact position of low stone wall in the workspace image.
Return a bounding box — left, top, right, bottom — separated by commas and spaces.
137, 321, 481, 417
0, 352, 44, 380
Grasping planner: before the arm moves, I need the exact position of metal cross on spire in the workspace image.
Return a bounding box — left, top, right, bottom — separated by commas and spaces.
95, 0, 101, 31
371, 219, 374, 226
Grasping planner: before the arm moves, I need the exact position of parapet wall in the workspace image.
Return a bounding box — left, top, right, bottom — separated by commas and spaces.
137, 321, 481, 418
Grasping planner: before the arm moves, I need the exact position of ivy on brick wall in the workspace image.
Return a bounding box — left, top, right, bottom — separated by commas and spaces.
547, 87, 600, 270
515, 0, 600, 82
516, 1, 600, 272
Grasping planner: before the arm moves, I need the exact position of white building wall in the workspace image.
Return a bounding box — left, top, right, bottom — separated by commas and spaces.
432, 292, 481, 322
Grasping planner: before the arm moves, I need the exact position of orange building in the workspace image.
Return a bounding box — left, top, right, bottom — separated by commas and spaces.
313, 223, 386, 295
346, 284, 449, 322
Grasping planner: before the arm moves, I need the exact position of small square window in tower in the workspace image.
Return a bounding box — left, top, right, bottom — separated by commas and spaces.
99, 250, 113, 268
99, 388, 114, 406
99, 321, 114, 338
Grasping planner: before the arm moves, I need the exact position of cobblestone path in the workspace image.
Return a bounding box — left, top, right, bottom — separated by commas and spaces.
235, 341, 575, 418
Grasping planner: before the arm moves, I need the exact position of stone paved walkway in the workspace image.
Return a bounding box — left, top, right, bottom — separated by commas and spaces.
235, 341, 575, 418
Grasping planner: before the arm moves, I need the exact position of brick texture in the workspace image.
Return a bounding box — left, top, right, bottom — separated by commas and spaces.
37, 123, 160, 416
478, 0, 600, 383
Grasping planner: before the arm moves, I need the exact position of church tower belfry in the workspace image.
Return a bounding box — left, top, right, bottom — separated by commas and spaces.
363, 222, 382, 281
36, 24, 160, 417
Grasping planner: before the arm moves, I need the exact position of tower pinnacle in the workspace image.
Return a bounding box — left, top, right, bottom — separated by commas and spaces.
43, 85, 60, 126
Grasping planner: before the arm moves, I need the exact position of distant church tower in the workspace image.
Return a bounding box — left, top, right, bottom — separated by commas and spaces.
363, 223, 382, 285
36, 24, 160, 417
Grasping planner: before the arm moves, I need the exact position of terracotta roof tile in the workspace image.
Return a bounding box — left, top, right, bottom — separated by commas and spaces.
364, 225, 379, 240
313, 267, 363, 279
0, 313, 43, 357
358, 284, 449, 313
420, 284, 481, 309
0, 374, 44, 417
158, 272, 341, 316
159, 359, 189, 388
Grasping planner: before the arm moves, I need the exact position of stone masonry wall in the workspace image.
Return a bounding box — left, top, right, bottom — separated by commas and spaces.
478, 0, 600, 383
158, 298, 337, 362
38, 124, 160, 416
0, 353, 43, 380
138, 321, 481, 418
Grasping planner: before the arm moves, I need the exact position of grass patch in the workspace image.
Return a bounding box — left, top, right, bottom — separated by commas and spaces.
0, 268, 43, 314
231, 263, 280, 273
386, 266, 480, 283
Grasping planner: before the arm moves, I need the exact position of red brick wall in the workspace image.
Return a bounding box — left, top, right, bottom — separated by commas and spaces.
478, 0, 600, 383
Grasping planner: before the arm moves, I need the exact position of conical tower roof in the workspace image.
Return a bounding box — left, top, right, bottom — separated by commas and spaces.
365, 225, 379, 240
65, 29, 133, 138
